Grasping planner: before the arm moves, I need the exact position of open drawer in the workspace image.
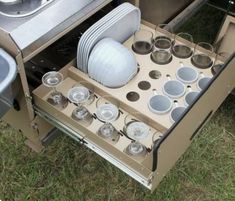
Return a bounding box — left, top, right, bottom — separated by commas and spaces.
33, 25, 235, 191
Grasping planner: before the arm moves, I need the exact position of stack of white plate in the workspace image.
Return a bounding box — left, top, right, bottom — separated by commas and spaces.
77, 2, 140, 73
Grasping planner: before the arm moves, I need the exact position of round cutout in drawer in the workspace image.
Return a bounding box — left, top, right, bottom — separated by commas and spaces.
138, 81, 151, 90
149, 70, 162, 79
126, 91, 140, 102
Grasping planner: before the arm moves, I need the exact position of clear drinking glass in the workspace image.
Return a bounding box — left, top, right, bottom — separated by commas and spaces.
125, 141, 147, 158
96, 96, 120, 140
211, 52, 230, 75
172, 32, 193, 58
67, 84, 93, 126
72, 81, 95, 105
155, 24, 173, 50
132, 29, 154, 54
124, 113, 150, 141
42, 71, 68, 108
191, 42, 214, 69
151, 49, 172, 65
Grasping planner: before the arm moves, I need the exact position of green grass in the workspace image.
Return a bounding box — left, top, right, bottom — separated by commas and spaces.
0, 95, 234, 201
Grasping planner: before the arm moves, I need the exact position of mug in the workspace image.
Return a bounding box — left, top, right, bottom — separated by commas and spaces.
148, 90, 173, 114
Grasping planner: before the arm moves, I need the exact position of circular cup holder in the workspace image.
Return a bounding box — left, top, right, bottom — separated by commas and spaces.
138, 81, 151, 90
149, 70, 162, 79
151, 50, 172, 65
126, 91, 140, 102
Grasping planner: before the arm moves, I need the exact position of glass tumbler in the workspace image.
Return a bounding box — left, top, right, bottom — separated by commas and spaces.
124, 113, 150, 141
191, 42, 214, 69
132, 29, 154, 54
211, 52, 230, 75
172, 32, 193, 58
155, 24, 173, 50
96, 96, 120, 141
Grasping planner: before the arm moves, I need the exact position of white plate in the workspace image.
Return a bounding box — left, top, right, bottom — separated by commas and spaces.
86, 6, 133, 77
77, 3, 134, 71
78, 3, 131, 71
83, 6, 132, 74
83, 4, 135, 73
84, 6, 140, 73
83, 4, 140, 73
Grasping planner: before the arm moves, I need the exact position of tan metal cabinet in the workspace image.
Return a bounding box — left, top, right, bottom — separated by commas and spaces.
32, 24, 235, 190
1, 1, 235, 191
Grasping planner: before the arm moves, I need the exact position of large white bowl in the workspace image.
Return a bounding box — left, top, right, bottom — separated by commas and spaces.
88, 38, 137, 88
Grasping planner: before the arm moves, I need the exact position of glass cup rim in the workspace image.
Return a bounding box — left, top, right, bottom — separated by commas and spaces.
174, 32, 193, 41
134, 28, 154, 37
194, 42, 214, 53
125, 141, 147, 156
67, 86, 90, 104
96, 103, 119, 122
42, 71, 63, 88
125, 121, 150, 140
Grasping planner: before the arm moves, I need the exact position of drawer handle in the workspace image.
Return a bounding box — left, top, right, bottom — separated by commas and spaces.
190, 110, 213, 140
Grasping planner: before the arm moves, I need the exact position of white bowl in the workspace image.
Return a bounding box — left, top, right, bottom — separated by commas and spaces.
176, 66, 199, 84
88, 38, 137, 88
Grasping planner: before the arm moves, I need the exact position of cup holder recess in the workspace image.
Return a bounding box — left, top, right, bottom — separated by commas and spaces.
138, 81, 151, 90
149, 70, 162, 79
126, 91, 140, 102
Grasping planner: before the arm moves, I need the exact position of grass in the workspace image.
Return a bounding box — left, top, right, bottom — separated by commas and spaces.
0, 3, 235, 201
0, 95, 234, 201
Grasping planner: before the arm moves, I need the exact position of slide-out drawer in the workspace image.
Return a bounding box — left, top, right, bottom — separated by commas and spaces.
33, 27, 235, 191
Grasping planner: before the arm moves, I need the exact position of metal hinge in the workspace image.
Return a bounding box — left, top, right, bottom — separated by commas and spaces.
25, 93, 33, 101
31, 122, 39, 135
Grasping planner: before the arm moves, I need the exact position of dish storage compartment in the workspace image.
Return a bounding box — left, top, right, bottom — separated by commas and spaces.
33, 24, 235, 191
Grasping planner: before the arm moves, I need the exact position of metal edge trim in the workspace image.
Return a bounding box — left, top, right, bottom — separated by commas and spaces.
34, 106, 152, 189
